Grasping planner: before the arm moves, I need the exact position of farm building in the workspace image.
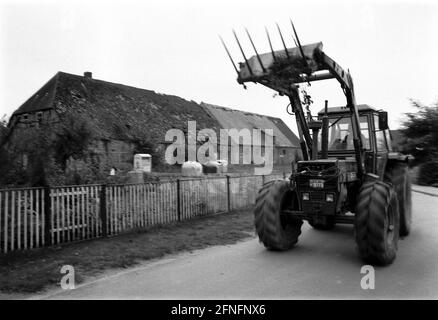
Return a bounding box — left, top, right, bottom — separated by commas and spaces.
4, 71, 300, 185
201, 102, 301, 168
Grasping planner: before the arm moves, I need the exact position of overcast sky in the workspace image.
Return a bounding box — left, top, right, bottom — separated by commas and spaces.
1, 0, 437, 132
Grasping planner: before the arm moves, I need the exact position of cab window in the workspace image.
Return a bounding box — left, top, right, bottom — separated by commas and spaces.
327, 115, 370, 150
374, 115, 387, 151
359, 117, 370, 149
385, 130, 393, 151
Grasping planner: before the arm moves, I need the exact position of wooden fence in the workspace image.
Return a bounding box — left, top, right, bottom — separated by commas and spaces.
0, 173, 285, 254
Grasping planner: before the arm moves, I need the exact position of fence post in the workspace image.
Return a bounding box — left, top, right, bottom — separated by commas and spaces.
226, 175, 231, 212
176, 179, 181, 221
100, 184, 107, 237
283, 171, 286, 179
44, 185, 51, 245
262, 175, 265, 185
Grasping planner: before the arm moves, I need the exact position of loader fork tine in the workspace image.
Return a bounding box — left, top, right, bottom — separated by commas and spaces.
290, 19, 309, 70
276, 23, 290, 59
291, 32, 299, 48
219, 35, 239, 75
265, 26, 277, 62
233, 29, 253, 76
245, 28, 266, 73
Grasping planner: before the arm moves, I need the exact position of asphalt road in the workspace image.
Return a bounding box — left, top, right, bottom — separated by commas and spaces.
39, 187, 438, 299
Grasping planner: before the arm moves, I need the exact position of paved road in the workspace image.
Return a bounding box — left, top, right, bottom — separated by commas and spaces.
40, 188, 438, 299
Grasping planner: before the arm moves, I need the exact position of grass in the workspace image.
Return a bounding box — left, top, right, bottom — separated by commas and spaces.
0, 209, 256, 294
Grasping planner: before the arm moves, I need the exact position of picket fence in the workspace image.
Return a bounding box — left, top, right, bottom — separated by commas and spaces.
0, 173, 285, 254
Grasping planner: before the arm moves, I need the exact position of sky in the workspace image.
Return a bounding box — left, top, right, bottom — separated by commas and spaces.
0, 0, 437, 133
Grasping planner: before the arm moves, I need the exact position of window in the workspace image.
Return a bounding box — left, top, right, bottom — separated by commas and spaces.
280, 149, 286, 157
385, 130, 393, 151
22, 154, 28, 169
374, 115, 387, 151
359, 118, 370, 149
326, 115, 370, 151
37, 112, 43, 123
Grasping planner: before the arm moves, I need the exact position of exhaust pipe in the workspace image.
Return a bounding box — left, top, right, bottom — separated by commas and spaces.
308, 101, 330, 160
321, 100, 329, 159
308, 120, 322, 160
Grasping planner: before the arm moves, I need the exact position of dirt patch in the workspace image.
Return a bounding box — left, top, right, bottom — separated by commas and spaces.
0, 209, 255, 294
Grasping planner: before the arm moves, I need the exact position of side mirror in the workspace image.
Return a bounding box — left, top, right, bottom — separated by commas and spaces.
378, 111, 388, 130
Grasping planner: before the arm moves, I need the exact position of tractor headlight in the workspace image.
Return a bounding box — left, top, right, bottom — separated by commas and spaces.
302, 192, 310, 201
326, 193, 334, 202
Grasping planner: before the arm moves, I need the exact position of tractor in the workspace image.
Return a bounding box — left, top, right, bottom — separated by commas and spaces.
221, 24, 412, 265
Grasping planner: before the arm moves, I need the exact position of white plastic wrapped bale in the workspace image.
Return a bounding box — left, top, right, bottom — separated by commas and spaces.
181, 161, 203, 176
216, 160, 228, 173
202, 160, 229, 174
203, 160, 220, 174
133, 154, 152, 172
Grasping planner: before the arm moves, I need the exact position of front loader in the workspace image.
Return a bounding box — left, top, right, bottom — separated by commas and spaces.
221, 23, 412, 265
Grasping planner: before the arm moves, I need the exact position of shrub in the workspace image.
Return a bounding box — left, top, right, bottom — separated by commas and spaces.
417, 158, 438, 186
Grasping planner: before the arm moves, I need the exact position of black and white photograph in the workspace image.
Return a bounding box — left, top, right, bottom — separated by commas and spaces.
0, 0, 437, 307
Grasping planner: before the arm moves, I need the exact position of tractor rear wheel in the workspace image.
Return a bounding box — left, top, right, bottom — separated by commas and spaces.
254, 180, 303, 251
355, 180, 400, 265
384, 164, 412, 236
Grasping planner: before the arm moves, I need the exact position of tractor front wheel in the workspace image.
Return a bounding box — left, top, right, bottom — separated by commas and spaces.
254, 180, 303, 251
355, 180, 400, 265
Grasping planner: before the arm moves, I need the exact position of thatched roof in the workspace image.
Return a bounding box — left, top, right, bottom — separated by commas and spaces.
13, 72, 221, 145
10, 72, 300, 148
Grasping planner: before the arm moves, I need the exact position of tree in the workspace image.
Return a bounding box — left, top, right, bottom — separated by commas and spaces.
401, 100, 438, 185
401, 100, 438, 164
52, 113, 93, 170
0, 114, 8, 144
0, 114, 29, 187
0, 111, 94, 187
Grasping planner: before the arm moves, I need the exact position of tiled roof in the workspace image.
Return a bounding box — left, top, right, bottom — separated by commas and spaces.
201, 102, 300, 147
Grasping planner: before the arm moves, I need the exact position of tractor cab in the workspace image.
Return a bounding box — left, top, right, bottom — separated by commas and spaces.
317, 104, 390, 155
315, 104, 393, 177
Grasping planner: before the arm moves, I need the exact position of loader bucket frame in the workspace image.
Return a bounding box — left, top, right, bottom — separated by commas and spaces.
221, 26, 365, 178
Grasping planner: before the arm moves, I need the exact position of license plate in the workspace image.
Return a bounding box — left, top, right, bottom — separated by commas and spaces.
309, 179, 324, 188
